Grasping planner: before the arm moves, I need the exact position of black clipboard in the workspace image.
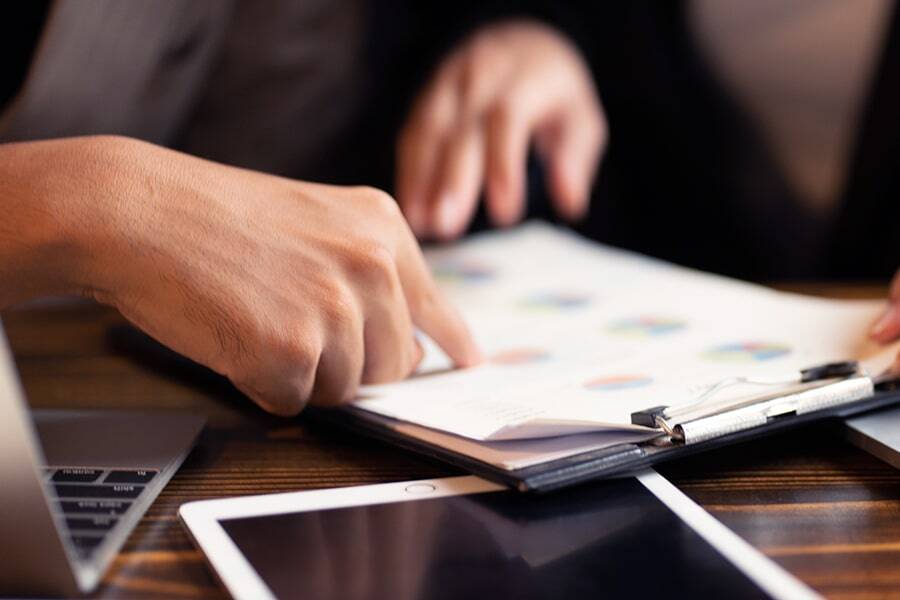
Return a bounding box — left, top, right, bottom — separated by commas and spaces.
311, 372, 900, 493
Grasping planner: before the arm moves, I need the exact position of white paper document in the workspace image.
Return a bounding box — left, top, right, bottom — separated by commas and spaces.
345, 222, 897, 468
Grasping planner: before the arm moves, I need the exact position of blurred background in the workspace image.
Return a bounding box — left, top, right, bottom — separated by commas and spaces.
3, 1, 897, 282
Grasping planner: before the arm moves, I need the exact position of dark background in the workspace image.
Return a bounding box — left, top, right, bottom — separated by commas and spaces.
336, 1, 900, 282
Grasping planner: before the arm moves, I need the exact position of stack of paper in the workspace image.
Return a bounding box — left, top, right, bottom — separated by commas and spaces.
345, 223, 897, 470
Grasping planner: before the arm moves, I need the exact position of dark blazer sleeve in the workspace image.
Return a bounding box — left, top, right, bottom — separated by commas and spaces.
827, 3, 900, 279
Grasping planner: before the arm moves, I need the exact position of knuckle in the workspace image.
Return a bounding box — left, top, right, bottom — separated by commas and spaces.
255, 341, 320, 416
356, 186, 401, 219
364, 244, 397, 280
231, 367, 309, 417
320, 283, 360, 333
273, 332, 319, 374
263, 391, 307, 417
342, 243, 397, 292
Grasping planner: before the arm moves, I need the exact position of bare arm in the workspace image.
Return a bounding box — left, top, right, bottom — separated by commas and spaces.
0, 139, 100, 306
0, 136, 481, 414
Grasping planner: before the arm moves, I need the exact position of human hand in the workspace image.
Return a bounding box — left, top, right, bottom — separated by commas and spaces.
397, 20, 606, 240
870, 269, 900, 370
1, 136, 480, 415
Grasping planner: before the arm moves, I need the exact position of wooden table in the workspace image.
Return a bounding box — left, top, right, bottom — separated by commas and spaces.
4, 288, 899, 599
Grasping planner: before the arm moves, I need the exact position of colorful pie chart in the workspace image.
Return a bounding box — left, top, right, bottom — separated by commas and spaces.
520, 291, 592, 311
584, 375, 654, 392
433, 260, 495, 284
491, 348, 551, 366
607, 316, 686, 337
702, 342, 791, 362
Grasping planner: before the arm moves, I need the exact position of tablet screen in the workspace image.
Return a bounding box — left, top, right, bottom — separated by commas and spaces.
221, 477, 768, 599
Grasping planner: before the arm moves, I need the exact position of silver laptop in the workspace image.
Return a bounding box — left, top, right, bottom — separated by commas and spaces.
0, 322, 205, 597
846, 404, 900, 470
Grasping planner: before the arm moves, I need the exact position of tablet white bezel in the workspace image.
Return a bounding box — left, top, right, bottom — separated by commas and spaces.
179, 471, 819, 600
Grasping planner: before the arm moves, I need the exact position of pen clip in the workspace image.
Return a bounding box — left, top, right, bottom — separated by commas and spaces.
874, 368, 900, 390
630, 361, 865, 439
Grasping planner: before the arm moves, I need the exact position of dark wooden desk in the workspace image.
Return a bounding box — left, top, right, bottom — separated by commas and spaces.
4, 289, 900, 599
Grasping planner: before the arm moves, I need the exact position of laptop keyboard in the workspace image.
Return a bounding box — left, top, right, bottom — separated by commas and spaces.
44, 467, 158, 559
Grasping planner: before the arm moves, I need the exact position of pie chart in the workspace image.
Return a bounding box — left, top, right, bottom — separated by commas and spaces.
607, 316, 686, 337
433, 259, 495, 284
520, 291, 592, 311
491, 348, 551, 366
584, 375, 654, 391
702, 342, 791, 362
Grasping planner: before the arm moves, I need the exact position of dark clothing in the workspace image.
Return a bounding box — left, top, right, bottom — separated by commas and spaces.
0, 0, 363, 181
568, 2, 899, 281
831, 4, 900, 280
2, 2, 896, 281
360, 2, 899, 281
1, 1, 51, 111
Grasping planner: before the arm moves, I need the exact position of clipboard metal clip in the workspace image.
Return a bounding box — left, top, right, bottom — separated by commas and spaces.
631, 361, 877, 445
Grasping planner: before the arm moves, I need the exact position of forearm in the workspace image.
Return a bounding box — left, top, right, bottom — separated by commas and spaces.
1, 134, 479, 416
0, 138, 107, 307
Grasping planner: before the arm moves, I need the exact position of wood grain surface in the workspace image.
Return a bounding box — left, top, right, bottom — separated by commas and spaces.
3, 285, 898, 599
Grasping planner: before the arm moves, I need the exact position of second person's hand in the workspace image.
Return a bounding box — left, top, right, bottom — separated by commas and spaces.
871, 268, 900, 370
397, 20, 607, 241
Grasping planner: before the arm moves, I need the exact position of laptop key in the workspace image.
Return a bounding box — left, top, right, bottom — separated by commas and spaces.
54, 484, 144, 499
52, 468, 102, 483
58, 500, 132, 516
66, 516, 118, 531
104, 469, 157, 484
69, 534, 105, 556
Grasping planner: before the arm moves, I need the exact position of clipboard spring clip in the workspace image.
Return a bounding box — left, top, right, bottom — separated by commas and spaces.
631, 361, 876, 444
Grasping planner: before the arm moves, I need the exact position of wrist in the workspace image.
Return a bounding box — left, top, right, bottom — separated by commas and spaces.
0, 136, 134, 306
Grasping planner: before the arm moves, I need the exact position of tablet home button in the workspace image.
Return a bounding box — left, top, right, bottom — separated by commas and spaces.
404, 483, 436, 494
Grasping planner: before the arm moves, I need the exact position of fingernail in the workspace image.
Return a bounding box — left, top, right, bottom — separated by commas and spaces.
871, 305, 899, 339
436, 194, 458, 239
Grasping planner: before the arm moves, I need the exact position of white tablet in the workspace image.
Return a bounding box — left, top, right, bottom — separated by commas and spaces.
180, 471, 818, 600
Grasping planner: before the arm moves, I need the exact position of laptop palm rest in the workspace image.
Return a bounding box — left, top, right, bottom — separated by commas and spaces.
845, 405, 900, 470
33, 409, 205, 470
28, 409, 205, 595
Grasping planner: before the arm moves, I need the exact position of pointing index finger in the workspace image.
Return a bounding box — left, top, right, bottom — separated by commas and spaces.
394, 227, 482, 368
